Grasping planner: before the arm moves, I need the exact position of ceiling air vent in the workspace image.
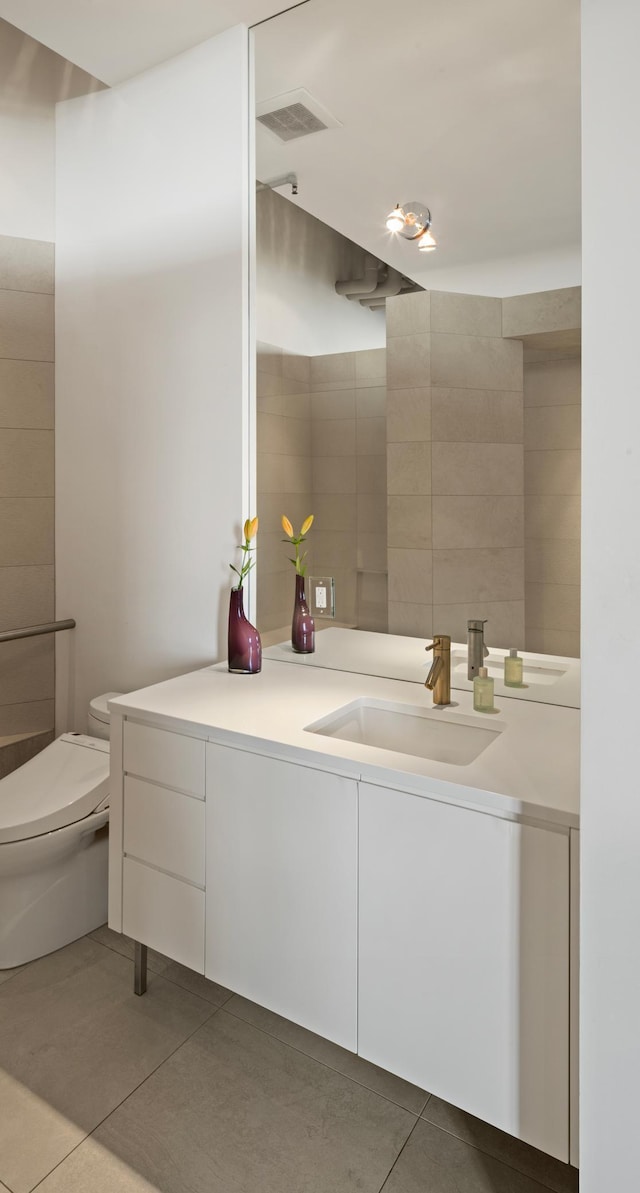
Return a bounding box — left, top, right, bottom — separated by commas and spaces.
256, 88, 342, 143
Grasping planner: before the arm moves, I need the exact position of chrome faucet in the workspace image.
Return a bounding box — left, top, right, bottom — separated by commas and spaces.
467, 619, 489, 680
425, 635, 451, 706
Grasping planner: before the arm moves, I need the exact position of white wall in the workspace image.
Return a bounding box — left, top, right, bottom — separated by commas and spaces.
581, 1, 640, 1188
257, 187, 385, 356
55, 25, 252, 729
0, 17, 100, 240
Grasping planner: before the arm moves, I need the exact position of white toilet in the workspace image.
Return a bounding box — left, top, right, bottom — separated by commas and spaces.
0, 692, 122, 970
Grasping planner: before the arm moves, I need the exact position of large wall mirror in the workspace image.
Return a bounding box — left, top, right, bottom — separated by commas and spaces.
252, 0, 581, 675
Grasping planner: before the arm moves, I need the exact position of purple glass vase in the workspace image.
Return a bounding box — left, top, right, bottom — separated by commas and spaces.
228, 587, 262, 674
291, 574, 315, 654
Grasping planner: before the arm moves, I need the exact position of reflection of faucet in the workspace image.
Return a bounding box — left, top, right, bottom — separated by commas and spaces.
425, 635, 451, 706
467, 619, 489, 681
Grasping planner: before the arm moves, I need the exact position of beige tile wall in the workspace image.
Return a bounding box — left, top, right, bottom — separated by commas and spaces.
256, 343, 312, 632
257, 344, 387, 634
0, 235, 55, 735
386, 290, 526, 647
524, 355, 581, 656
311, 347, 387, 632
258, 292, 580, 656
502, 287, 581, 340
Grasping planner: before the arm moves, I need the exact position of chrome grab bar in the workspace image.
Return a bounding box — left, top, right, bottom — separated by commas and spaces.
0, 619, 76, 644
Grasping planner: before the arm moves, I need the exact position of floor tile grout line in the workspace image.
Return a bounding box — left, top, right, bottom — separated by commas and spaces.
412, 1113, 569, 1193
88, 934, 233, 1012
376, 1113, 421, 1193
28, 999, 224, 1193
0, 961, 34, 991
221, 1001, 428, 1118
59, 939, 565, 1193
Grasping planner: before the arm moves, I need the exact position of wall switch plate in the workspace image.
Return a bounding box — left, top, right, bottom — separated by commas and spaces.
309, 576, 335, 618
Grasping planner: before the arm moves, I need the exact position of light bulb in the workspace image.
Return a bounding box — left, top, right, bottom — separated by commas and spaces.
386, 205, 405, 233
417, 228, 437, 252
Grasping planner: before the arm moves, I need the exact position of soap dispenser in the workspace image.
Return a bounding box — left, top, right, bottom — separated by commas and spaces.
504, 648, 523, 687
473, 667, 495, 713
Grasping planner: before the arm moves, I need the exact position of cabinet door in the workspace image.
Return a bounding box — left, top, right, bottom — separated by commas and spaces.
206, 744, 358, 1050
358, 782, 570, 1162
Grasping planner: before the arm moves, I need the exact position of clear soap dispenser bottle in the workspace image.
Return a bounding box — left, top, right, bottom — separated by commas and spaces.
473, 667, 495, 713
504, 648, 523, 687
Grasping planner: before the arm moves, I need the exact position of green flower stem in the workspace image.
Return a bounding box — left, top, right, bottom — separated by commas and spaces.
230, 534, 255, 590
283, 533, 309, 576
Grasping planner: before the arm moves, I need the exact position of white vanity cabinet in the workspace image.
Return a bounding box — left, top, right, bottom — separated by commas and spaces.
205, 743, 358, 1050
110, 718, 207, 974
108, 672, 577, 1166
358, 781, 570, 1162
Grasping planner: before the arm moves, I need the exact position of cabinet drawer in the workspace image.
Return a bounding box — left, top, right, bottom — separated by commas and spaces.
124, 721, 205, 797
124, 776, 205, 886
122, 857, 204, 974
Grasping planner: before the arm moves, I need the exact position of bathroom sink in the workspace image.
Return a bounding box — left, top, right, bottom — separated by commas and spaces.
305, 698, 502, 766
451, 651, 567, 687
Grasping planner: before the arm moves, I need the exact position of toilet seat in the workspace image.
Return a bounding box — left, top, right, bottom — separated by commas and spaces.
0, 734, 110, 845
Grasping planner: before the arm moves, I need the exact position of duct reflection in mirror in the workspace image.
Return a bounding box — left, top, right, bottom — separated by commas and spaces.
252, 0, 581, 679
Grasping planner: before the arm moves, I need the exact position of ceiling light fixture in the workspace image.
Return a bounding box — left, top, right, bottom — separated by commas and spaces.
417, 227, 437, 252
385, 204, 406, 233
385, 201, 437, 252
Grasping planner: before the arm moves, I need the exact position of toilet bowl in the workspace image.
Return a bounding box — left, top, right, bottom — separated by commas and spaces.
0, 695, 122, 970
88, 692, 121, 741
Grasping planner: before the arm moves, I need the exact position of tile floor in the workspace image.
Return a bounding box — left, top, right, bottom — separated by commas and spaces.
0, 927, 579, 1193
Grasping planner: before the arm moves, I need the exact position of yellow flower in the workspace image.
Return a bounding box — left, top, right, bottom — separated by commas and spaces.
247, 516, 259, 541
243, 518, 251, 541
282, 515, 294, 537
300, 514, 314, 536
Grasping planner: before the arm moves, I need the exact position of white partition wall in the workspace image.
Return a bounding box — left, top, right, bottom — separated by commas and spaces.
55, 26, 253, 729
581, 1, 640, 1188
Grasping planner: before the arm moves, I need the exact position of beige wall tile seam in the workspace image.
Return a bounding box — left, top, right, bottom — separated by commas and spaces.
432, 546, 525, 556
0, 562, 54, 569
0, 355, 55, 365
429, 349, 433, 616
429, 330, 517, 342
436, 443, 523, 447
432, 492, 523, 498
0, 286, 54, 298
430, 436, 435, 610
424, 381, 523, 394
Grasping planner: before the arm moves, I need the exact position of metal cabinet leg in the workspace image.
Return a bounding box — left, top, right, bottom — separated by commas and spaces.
134, 941, 148, 995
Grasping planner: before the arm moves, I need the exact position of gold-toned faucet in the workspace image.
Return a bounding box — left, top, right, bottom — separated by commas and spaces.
425, 635, 451, 706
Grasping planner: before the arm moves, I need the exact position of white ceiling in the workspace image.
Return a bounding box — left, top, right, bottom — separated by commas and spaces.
0, 0, 581, 293
0, 0, 296, 84
255, 0, 581, 294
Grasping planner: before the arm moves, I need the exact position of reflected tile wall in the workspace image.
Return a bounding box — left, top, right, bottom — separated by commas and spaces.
523, 356, 581, 657
256, 344, 312, 633
258, 291, 579, 655
257, 345, 387, 635
0, 235, 55, 742
311, 348, 387, 632
386, 290, 525, 647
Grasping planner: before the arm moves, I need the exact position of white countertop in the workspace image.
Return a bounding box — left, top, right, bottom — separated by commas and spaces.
111, 656, 579, 829
263, 627, 581, 709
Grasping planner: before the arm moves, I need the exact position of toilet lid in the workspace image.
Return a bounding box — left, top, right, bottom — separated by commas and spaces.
0, 734, 110, 845
89, 692, 122, 724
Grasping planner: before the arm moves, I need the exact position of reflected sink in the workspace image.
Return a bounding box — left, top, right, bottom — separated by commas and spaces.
305, 698, 502, 766
451, 651, 567, 687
